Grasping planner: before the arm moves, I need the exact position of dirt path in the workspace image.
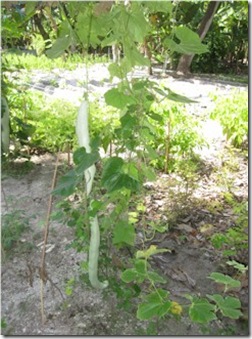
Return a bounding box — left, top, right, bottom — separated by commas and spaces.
1, 67, 248, 335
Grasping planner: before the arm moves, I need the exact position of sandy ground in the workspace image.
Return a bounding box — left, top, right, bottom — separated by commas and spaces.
1, 65, 248, 335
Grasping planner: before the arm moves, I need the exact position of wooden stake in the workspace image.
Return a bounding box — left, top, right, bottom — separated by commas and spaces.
40, 153, 59, 324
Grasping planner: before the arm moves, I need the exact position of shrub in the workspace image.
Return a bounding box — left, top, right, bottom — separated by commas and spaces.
210, 90, 248, 148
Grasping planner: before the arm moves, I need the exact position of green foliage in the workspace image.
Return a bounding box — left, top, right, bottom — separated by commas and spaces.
137, 289, 172, 320
210, 90, 248, 148
1, 209, 30, 254
53, 147, 99, 197
226, 260, 248, 274
1, 318, 7, 330
149, 101, 206, 172
5, 75, 119, 155
113, 220, 135, 247
101, 157, 140, 193
207, 294, 242, 319
4, 52, 108, 71
187, 296, 217, 323
65, 277, 76, 296
192, 2, 248, 73
208, 272, 241, 292
211, 200, 248, 257
164, 26, 208, 55
7, 88, 78, 152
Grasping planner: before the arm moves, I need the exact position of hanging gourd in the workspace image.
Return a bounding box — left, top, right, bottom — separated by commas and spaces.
76, 100, 108, 289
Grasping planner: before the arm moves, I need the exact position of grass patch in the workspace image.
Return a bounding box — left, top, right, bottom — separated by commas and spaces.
210, 90, 248, 149
1, 159, 35, 179
1, 209, 30, 257
3, 51, 109, 71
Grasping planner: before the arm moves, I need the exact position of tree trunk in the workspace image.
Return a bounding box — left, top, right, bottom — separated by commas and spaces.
33, 13, 51, 48
177, 1, 220, 74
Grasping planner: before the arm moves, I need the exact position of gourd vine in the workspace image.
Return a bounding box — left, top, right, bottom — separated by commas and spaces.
76, 100, 108, 289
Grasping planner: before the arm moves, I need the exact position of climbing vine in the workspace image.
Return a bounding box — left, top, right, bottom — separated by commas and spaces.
49, 0, 243, 331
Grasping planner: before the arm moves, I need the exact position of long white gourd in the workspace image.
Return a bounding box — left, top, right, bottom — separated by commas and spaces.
76, 101, 96, 196
76, 100, 108, 289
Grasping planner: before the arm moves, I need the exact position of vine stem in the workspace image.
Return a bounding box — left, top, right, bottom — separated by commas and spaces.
40, 153, 59, 324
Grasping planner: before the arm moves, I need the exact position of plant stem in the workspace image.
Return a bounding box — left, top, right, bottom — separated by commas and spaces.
165, 117, 171, 174
40, 153, 59, 323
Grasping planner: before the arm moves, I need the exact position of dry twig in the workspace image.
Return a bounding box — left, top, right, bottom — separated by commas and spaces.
40, 153, 60, 324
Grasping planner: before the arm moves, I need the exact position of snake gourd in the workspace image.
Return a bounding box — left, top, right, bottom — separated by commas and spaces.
76, 100, 108, 289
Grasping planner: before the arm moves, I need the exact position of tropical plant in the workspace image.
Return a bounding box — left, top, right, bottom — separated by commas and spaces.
210, 90, 248, 148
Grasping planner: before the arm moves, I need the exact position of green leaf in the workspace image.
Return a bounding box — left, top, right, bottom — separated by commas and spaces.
148, 111, 164, 122
146, 145, 159, 160
101, 156, 124, 183
121, 260, 147, 283
207, 294, 242, 319
113, 220, 135, 246
104, 88, 136, 109
101, 157, 139, 193
164, 26, 208, 55
147, 271, 166, 284
136, 245, 170, 259
25, 2, 37, 16
144, 1, 173, 14
141, 164, 156, 181
52, 169, 81, 197
135, 259, 146, 275
208, 272, 241, 289
124, 41, 150, 67
125, 163, 139, 181
226, 260, 248, 274
73, 147, 100, 175
76, 11, 103, 47
108, 60, 132, 80
189, 297, 217, 323
121, 268, 139, 283
128, 3, 149, 42
46, 36, 71, 59
162, 87, 197, 103
137, 290, 171, 320
88, 199, 104, 218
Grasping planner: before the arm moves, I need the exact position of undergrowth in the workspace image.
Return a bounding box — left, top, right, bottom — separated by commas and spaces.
3, 51, 109, 71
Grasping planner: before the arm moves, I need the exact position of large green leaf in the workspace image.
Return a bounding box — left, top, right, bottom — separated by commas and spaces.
76, 11, 104, 47
25, 2, 37, 16
137, 290, 171, 320
207, 294, 242, 319
121, 259, 147, 283
52, 169, 82, 197
53, 148, 99, 196
124, 40, 150, 67
136, 245, 170, 259
128, 3, 149, 42
101, 156, 124, 184
73, 147, 99, 175
121, 268, 139, 283
113, 220, 136, 246
189, 297, 217, 323
46, 36, 71, 59
108, 60, 132, 80
101, 157, 139, 193
208, 272, 241, 290
153, 86, 196, 103
104, 88, 136, 109
144, 1, 173, 14
147, 271, 166, 284
164, 26, 208, 55
166, 90, 197, 103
